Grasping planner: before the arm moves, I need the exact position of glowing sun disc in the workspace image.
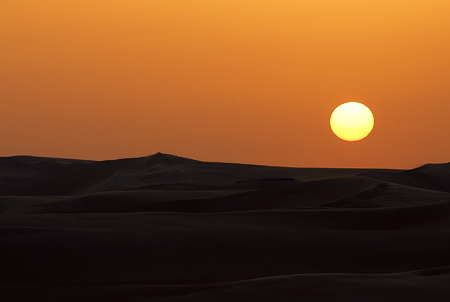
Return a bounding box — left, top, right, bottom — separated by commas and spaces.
330, 102, 374, 141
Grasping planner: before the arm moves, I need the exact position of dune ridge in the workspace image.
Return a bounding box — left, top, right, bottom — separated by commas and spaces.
1, 153, 450, 301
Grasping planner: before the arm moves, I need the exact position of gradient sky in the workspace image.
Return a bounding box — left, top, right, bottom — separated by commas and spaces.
1, 1, 450, 168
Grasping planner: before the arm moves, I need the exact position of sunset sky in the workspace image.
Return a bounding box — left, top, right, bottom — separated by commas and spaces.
1, 1, 450, 168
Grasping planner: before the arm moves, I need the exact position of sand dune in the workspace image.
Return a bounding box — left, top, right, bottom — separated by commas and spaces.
3, 269, 450, 302
1, 153, 450, 301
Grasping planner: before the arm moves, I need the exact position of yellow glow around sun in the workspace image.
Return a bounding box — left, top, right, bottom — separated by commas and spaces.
330, 102, 374, 141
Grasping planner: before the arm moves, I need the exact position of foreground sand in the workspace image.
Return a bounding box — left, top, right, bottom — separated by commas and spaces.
1, 153, 450, 301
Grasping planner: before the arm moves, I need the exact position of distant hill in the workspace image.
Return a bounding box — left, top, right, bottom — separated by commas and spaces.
0, 152, 388, 196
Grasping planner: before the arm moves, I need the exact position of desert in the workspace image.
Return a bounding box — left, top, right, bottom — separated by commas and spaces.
1, 153, 450, 301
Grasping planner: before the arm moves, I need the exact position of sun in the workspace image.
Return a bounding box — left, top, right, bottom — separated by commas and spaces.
330, 102, 374, 141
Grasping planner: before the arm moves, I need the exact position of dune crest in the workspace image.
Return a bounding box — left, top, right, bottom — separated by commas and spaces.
1, 153, 450, 301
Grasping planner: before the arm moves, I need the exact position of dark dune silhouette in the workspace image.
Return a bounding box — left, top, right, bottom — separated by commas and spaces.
1, 153, 450, 301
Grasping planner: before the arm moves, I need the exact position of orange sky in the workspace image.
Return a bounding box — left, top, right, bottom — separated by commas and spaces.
1, 1, 450, 168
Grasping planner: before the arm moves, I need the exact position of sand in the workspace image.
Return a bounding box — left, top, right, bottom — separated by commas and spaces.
1, 153, 450, 301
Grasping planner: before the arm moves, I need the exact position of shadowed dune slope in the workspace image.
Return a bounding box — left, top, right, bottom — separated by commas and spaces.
0, 153, 389, 196
1, 153, 450, 301
360, 163, 450, 193
2, 269, 450, 302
